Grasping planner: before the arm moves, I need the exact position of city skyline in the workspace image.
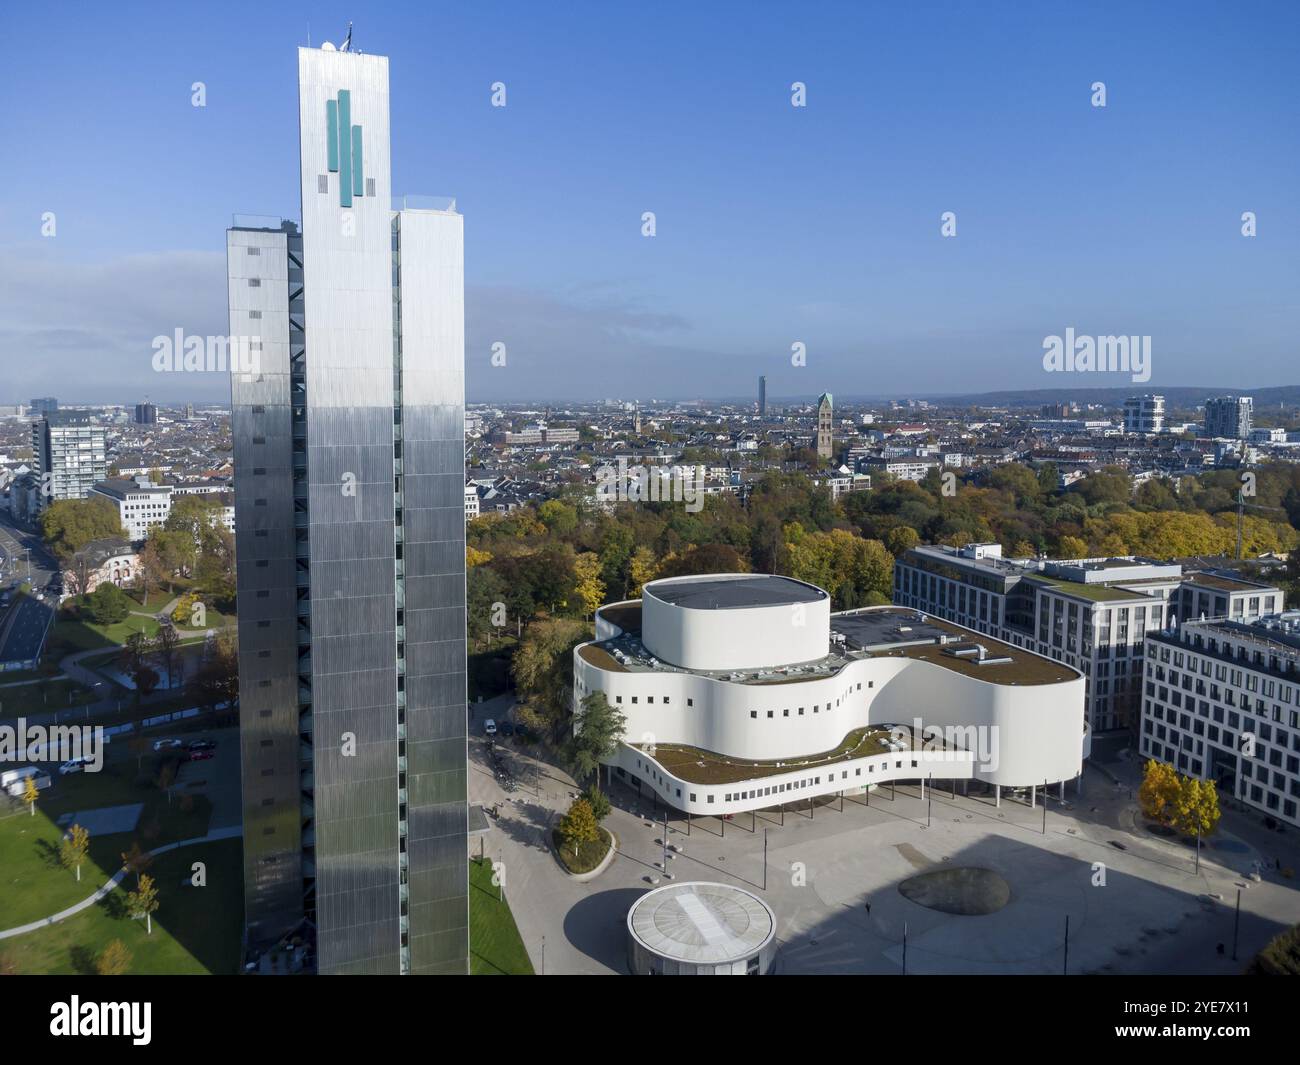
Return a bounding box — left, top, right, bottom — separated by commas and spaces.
2, 2, 1298, 404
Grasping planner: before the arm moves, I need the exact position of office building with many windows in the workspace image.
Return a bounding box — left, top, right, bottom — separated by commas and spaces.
893, 543, 1284, 733
228, 42, 467, 975
1143, 612, 1300, 828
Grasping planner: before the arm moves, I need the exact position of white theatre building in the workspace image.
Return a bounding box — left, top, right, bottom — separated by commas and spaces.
574, 573, 1090, 817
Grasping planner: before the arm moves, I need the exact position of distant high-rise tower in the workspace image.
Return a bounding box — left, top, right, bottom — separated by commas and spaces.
134, 401, 158, 425
29, 397, 58, 416
816, 392, 833, 460
32, 411, 106, 506
758, 375, 767, 417
1122, 394, 1164, 434
634, 407, 642, 435
228, 43, 467, 975
1204, 395, 1252, 440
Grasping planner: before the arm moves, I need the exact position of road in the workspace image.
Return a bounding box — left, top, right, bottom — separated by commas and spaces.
0, 507, 60, 668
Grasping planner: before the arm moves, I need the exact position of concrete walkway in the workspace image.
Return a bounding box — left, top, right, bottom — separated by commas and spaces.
0, 824, 242, 941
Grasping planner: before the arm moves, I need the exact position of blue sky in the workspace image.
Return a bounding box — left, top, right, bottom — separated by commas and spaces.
1, 0, 1297, 404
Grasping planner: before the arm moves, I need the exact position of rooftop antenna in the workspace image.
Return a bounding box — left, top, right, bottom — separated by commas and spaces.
341, 22, 354, 52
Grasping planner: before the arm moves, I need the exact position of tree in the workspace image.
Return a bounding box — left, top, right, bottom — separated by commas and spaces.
570, 691, 627, 783
40, 497, 126, 557
21, 776, 38, 817
537, 499, 579, 536
1057, 534, 1089, 559
126, 873, 160, 935
510, 618, 588, 737
583, 783, 612, 822
1173, 775, 1221, 841
557, 798, 600, 858
84, 581, 131, 625
1138, 759, 1180, 828
572, 552, 605, 619
121, 841, 153, 887
137, 536, 170, 597
885, 525, 920, 558
60, 823, 90, 882
121, 631, 159, 704
627, 546, 657, 597
155, 623, 180, 689
95, 939, 132, 976
193, 627, 239, 712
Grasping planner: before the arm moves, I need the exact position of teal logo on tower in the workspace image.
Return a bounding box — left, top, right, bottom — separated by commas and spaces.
326, 90, 364, 208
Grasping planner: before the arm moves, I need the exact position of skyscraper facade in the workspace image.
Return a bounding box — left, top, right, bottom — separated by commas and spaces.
228, 44, 467, 975
32, 410, 107, 505
758, 375, 767, 417
1204, 395, 1253, 440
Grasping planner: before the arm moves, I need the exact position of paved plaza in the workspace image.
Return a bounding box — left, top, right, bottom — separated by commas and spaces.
470, 696, 1300, 975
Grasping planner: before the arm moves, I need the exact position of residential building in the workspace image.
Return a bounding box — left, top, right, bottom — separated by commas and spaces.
1123, 394, 1165, 434
1204, 396, 1253, 440
32, 411, 107, 505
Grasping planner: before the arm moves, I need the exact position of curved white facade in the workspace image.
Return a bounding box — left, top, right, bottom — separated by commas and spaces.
575, 579, 1088, 817
640, 574, 830, 672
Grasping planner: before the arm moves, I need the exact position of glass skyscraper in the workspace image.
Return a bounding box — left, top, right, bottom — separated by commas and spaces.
227, 44, 468, 974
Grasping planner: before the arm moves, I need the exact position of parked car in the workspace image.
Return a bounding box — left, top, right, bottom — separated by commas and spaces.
499, 720, 515, 737
58, 757, 92, 775
187, 749, 215, 762
2, 766, 52, 797
483, 719, 497, 736
153, 739, 183, 752
187, 739, 217, 752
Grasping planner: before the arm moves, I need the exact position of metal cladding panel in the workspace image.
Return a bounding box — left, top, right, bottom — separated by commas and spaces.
227, 227, 305, 947
298, 47, 403, 975
395, 208, 468, 973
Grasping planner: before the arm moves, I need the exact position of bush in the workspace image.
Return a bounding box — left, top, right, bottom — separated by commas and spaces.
584, 784, 611, 822
1248, 923, 1300, 975
84, 582, 131, 625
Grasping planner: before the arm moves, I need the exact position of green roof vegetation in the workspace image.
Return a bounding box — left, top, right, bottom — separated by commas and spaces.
1029, 575, 1152, 603
638, 726, 907, 785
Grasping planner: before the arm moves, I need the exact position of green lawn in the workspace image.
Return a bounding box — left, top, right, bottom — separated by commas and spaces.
0, 838, 243, 974
46, 612, 162, 657
0, 677, 99, 716
469, 856, 534, 975
0, 759, 213, 929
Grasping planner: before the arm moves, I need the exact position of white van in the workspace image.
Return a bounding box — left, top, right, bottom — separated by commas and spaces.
2, 766, 52, 798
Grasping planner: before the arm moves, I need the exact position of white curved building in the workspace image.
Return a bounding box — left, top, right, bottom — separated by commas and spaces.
575, 573, 1089, 816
